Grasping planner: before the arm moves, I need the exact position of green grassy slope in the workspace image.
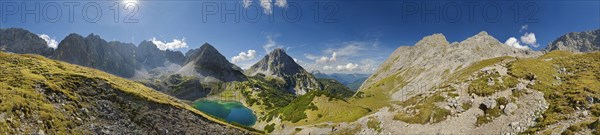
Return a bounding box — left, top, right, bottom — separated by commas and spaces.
0, 52, 260, 134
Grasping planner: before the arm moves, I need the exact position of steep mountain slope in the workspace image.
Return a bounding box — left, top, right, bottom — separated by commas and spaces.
359, 31, 538, 101
245, 48, 320, 95
0, 28, 54, 56
178, 43, 246, 82
0, 52, 256, 134
545, 29, 600, 52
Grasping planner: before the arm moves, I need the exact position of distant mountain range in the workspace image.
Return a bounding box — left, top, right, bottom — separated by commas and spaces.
311, 71, 369, 91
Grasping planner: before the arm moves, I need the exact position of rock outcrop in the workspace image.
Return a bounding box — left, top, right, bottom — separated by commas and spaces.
0, 28, 54, 56
545, 29, 600, 52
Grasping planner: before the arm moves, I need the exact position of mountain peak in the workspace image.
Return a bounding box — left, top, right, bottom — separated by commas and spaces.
86, 33, 102, 40
415, 33, 449, 47
245, 48, 320, 95
200, 42, 215, 49
477, 31, 489, 36
65, 33, 84, 39
272, 48, 285, 53
459, 31, 502, 46
179, 43, 246, 82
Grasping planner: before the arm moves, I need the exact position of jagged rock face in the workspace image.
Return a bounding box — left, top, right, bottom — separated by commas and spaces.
179, 43, 246, 82
0, 28, 54, 56
136, 40, 186, 69
246, 48, 320, 95
50, 34, 187, 78
545, 29, 600, 52
359, 31, 539, 100
136, 41, 167, 69
51, 34, 140, 78
165, 50, 185, 65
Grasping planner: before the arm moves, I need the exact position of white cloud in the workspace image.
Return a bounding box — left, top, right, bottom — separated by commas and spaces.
38, 34, 58, 49
322, 63, 358, 71
262, 35, 283, 52
243, 0, 285, 14
361, 64, 373, 71
519, 24, 528, 33
520, 32, 538, 47
316, 52, 337, 63
323, 41, 381, 57
336, 63, 359, 71
150, 37, 188, 50
504, 37, 529, 49
304, 54, 319, 60
275, 0, 287, 7
232, 49, 257, 63
259, 0, 272, 14
325, 43, 364, 57
243, 0, 252, 8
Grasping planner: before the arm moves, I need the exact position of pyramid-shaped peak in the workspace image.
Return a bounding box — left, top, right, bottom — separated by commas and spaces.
200, 42, 216, 50
247, 47, 303, 77
460, 31, 500, 45
415, 33, 449, 46
270, 48, 286, 55
139, 40, 155, 46
86, 33, 101, 39
465, 31, 495, 39
65, 33, 84, 39
477, 31, 489, 36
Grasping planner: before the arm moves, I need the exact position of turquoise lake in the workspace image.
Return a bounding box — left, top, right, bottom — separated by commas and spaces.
193, 100, 257, 126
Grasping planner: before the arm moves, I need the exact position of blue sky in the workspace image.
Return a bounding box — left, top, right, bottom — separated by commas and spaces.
1, 0, 599, 73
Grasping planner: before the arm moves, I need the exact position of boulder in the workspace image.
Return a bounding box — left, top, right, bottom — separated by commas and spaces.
516, 82, 526, 90
587, 96, 595, 104
481, 98, 497, 109
504, 103, 517, 115
487, 77, 495, 86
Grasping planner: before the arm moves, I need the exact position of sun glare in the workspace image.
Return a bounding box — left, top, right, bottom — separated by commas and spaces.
123, 0, 138, 4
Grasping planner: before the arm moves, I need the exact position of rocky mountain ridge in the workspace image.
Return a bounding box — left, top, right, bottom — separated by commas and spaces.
0, 28, 54, 56
359, 31, 539, 100
545, 28, 600, 52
